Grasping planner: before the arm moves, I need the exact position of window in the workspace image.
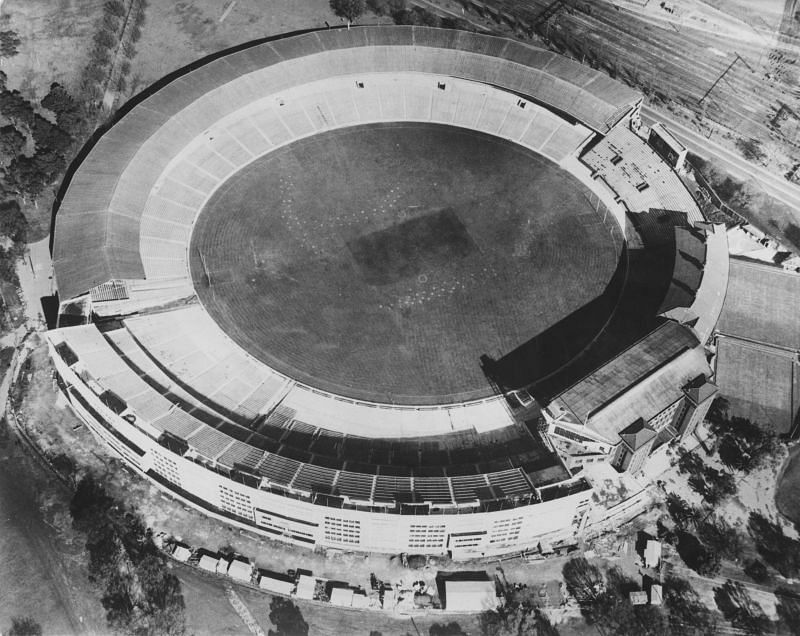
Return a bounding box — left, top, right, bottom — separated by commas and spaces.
489, 517, 523, 545
219, 485, 254, 522
552, 426, 599, 446
324, 516, 361, 545
408, 524, 446, 550
152, 452, 181, 487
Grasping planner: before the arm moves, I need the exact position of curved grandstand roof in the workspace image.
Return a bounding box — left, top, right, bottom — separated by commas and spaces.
53, 26, 640, 301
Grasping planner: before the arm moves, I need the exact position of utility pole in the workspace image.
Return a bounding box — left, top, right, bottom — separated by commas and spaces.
698, 53, 755, 105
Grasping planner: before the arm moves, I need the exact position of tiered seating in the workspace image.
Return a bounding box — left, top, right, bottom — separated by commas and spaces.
216, 440, 265, 472
124, 306, 292, 421
540, 124, 593, 163
581, 125, 702, 222
335, 471, 374, 502
451, 474, 490, 504
54, 324, 557, 509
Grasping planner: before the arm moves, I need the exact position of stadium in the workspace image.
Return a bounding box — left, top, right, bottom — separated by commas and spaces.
48, 26, 729, 558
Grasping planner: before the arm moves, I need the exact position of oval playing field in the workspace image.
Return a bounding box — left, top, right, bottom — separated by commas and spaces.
190, 122, 623, 403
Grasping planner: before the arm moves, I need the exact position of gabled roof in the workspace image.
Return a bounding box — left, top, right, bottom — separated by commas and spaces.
585, 345, 711, 442
554, 321, 699, 425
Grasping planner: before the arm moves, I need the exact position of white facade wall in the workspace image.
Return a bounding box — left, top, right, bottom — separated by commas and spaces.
51, 337, 591, 559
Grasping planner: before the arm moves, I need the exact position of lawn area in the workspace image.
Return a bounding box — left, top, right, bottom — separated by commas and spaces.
191, 122, 621, 404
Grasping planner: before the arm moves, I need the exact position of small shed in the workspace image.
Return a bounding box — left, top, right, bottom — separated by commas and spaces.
442, 578, 497, 612
650, 584, 663, 606
629, 591, 648, 606
227, 557, 252, 583
198, 554, 220, 573
330, 587, 354, 607
172, 545, 191, 562
295, 575, 317, 600
644, 540, 662, 569
258, 570, 295, 596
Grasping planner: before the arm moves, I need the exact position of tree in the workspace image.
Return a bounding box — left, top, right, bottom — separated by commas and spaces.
743, 559, 769, 583
748, 512, 800, 578
665, 493, 703, 529
479, 603, 559, 636
330, 0, 365, 22
0, 124, 26, 160
0, 30, 21, 58
697, 517, 744, 563
41, 83, 83, 133
31, 113, 72, 155
0, 89, 35, 125
105, 0, 126, 17
392, 6, 441, 26
689, 465, 736, 505
6, 616, 42, 636
70, 474, 115, 530
676, 531, 721, 576
0, 199, 27, 244
736, 138, 767, 164
70, 474, 186, 635
268, 597, 308, 636
429, 622, 467, 636
662, 576, 717, 636
561, 557, 604, 606
713, 580, 771, 636
776, 588, 800, 635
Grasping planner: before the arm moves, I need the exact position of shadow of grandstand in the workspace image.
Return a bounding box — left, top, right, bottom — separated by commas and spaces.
483, 210, 688, 404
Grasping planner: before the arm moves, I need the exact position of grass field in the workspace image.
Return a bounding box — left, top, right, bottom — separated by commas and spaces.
191, 123, 622, 404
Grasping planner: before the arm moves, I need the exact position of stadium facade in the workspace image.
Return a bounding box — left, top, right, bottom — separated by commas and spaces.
48, 27, 729, 558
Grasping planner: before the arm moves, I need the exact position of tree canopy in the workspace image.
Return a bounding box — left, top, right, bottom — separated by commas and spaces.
748, 512, 800, 578
267, 597, 308, 636
6, 616, 42, 636
479, 602, 559, 636
69, 474, 186, 635
713, 580, 771, 636
330, 0, 366, 21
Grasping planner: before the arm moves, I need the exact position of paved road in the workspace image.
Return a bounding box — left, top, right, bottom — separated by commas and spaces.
642, 105, 800, 214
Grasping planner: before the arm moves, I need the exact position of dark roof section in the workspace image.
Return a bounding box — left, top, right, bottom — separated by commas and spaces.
555, 320, 700, 424
53, 26, 641, 301
683, 375, 717, 405
619, 419, 657, 451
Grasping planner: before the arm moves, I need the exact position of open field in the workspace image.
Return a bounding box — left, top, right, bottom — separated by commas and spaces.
0, 0, 104, 98
128, 0, 388, 98
191, 123, 621, 403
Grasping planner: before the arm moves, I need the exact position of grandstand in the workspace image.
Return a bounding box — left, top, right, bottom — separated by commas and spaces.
714, 260, 800, 437
48, 27, 729, 557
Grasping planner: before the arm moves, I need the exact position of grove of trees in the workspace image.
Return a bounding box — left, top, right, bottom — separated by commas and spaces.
560, 557, 716, 635
69, 474, 186, 635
